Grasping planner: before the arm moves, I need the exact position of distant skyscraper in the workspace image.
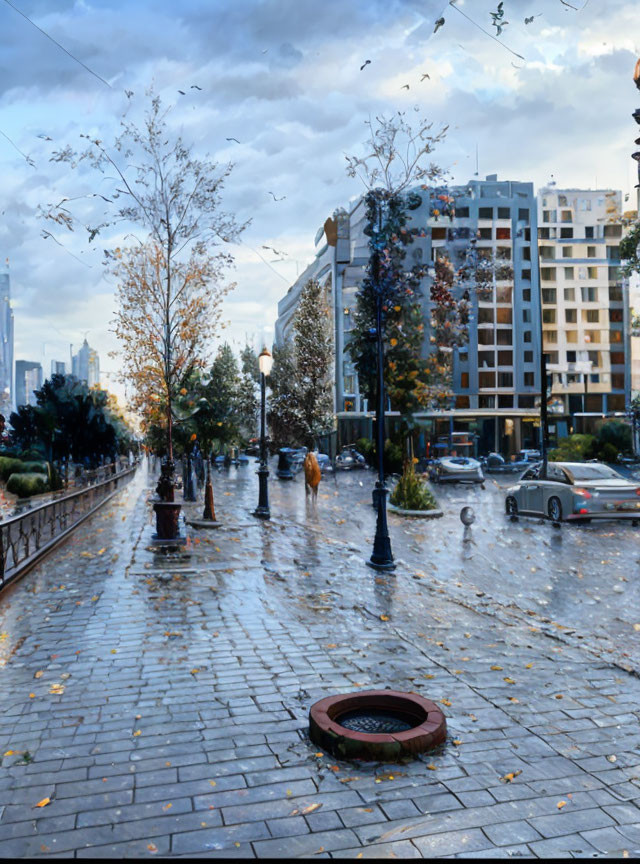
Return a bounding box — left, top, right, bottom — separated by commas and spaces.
51, 360, 66, 376
0, 262, 14, 416
72, 339, 100, 387
15, 360, 43, 408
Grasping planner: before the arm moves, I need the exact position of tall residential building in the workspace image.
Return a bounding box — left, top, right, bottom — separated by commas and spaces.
51, 360, 67, 377
72, 339, 100, 387
15, 360, 43, 408
0, 263, 14, 416
275, 176, 542, 456
537, 188, 630, 436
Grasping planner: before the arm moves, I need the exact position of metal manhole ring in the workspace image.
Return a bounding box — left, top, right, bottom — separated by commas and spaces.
309, 689, 447, 762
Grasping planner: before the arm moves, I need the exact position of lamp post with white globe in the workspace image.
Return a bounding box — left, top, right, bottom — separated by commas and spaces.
253, 347, 273, 519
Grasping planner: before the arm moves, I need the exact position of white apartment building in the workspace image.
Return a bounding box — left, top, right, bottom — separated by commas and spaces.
538, 188, 630, 436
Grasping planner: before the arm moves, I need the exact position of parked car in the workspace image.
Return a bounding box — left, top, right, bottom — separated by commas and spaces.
245, 438, 260, 456
505, 461, 640, 523
430, 456, 484, 485
335, 445, 366, 470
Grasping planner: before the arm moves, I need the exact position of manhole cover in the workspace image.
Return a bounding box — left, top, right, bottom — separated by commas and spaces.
309, 689, 446, 762
338, 709, 413, 734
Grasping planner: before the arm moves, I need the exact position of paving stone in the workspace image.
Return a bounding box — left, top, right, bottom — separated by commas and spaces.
481, 819, 542, 846
266, 816, 310, 838
252, 828, 360, 857
306, 810, 343, 833
527, 806, 616, 838
378, 799, 422, 821
411, 828, 494, 857
170, 821, 271, 855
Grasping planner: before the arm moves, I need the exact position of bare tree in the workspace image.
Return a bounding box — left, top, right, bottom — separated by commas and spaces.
41, 89, 247, 493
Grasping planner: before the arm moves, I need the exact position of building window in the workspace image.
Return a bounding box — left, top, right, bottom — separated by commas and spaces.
587, 246, 596, 258
579, 198, 592, 211
497, 330, 513, 345
478, 308, 494, 324
498, 372, 513, 388
608, 266, 621, 281
609, 285, 623, 302
478, 351, 495, 368
584, 309, 599, 323
560, 228, 573, 238
585, 330, 600, 343
498, 395, 514, 408
518, 208, 529, 222
522, 288, 531, 302
610, 351, 624, 365
611, 373, 625, 389
609, 309, 623, 322
431, 227, 446, 240
498, 207, 511, 219
522, 309, 532, 323
524, 372, 534, 387
479, 395, 495, 408
479, 207, 493, 219
610, 330, 623, 343
543, 309, 556, 324
343, 374, 356, 393
562, 246, 573, 258
478, 227, 492, 240
498, 350, 513, 366
543, 210, 556, 222
479, 371, 496, 388
521, 268, 531, 281
566, 331, 578, 343
540, 246, 554, 260
542, 288, 557, 303
545, 331, 557, 343
496, 308, 512, 324
496, 285, 513, 303
523, 330, 532, 343
588, 351, 600, 367
581, 285, 597, 302
564, 287, 575, 301
561, 210, 572, 222
566, 350, 576, 362
456, 206, 470, 217
585, 226, 595, 238
496, 227, 511, 240
538, 227, 550, 239
524, 350, 533, 363
565, 308, 577, 323
604, 224, 623, 238
496, 246, 511, 260
478, 330, 494, 345
541, 267, 554, 281
587, 266, 598, 279
460, 372, 469, 388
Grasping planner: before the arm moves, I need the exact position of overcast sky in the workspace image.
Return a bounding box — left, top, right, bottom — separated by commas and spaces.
0, 0, 638, 404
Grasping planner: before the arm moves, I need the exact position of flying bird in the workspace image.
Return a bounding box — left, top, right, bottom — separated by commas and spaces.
421, 73, 431, 81
434, 17, 445, 33
124, 89, 134, 99
524, 15, 541, 24
360, 59, 371, 71
226, 137, 240, 143
490, 2, 508, 36
36, 134, 52, 141
401, 84, 410, 90
268, 192, 286, 201
262, 245, 287, 257
190, 85, 202, 90
177, 90, 186, 95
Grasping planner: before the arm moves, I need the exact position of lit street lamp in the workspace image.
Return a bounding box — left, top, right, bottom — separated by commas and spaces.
253, 347, 273, 519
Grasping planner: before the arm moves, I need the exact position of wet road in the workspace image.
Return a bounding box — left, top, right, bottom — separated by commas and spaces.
209, 460, 640, 674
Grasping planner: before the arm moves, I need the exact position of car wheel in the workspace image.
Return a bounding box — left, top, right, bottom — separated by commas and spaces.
505, 496, 518, 518
548, 496, 563, 523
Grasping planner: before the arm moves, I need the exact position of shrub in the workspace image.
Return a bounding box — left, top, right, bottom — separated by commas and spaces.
0, 456, 25, 481
596, 420, 631, 455
355, 437, 375, 465
598, 442, 619, 464
549, 434, 597, 463
383, 439, 403, 474
20, 461, 48, 474
390, 462, 438, 511
6, 472, 50, 497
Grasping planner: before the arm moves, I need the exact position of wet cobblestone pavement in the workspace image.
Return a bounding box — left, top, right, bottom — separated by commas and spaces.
1, 459, 640, 857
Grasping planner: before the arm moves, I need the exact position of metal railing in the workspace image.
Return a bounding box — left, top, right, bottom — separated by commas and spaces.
0, 461, 137, 592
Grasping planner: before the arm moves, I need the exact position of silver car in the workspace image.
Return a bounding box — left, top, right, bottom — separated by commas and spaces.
430, 456, 484, 485
505, 461, 640, 523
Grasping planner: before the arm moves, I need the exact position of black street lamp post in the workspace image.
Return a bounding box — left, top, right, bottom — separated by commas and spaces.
368, 192, 395, 571
253, 347, 273, 520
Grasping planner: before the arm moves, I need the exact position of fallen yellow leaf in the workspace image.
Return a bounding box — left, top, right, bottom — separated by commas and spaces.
97, 548, 106, 555
133, 730, 141, 737
380, 614, 389, 621
34, 797, 50, 808
162, 803, 172, 811
557, 800, 567, 809
147, 843, 158, 853
503, 677, 516, 685
490, 665, 503, 671
4, 750, 14, 756
440, 699, 452, 707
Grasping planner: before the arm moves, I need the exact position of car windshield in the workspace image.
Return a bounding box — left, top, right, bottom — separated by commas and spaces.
565, 464, 624, 481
